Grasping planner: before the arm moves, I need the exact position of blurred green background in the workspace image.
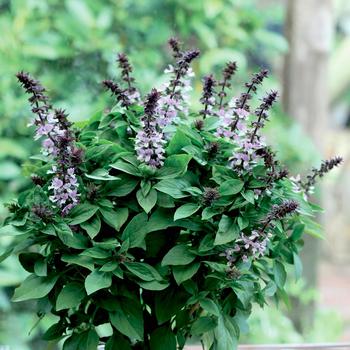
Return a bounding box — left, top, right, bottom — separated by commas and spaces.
0, 0, 349, 349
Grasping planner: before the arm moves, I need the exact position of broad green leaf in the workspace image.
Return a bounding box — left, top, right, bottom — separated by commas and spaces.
61, 254, 94, 271
100, 207, 129, 231
150, 326, 177, 350
121, 212, 148, 249
56, 282, 86, 310
67, 204, 99, 225
291, 224, 305, 241
12, 274, 58, 302
214, 215, 239, 245
293, 252, 303, 280
110, 160, 141, 176
173, 262, 200, 285
85, 168, 120, 181
105, 333, 132, 350
219, 179, 244, 196
166, 129, 191, 155
241, 190, 255, 204
85, 270, 112, 295
162, 245, 196, 266
0, 225, 23, 236
54, 222, 89, 249
78, 329, 100, 350
123, 262, 163, 282
200, 298, 220, 316
154, 179, 190, 199
136, 188, 157, 213
109, 299, 144, 341
174, 203, 201, 221
80, 215, 101, 239
191, 316, 218, 336
156, 154, 192, 179
274, 260, 287, 289
138, 280, 170, 291
106, 175, 139, 197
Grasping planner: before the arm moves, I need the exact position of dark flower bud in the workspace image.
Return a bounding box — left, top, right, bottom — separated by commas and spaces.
86, 184, 100, 201
263, 200, 299, 227
32, 204, 53, 223
180, 49, 200, 65
202, 187, 220, 206
71, 147, 84, 165
31, 174, 45, 187
102, 79, 130, 107
194, 119, 204, 131
226, 266, 241, 279
200, 74, 216, 118
168, 37, 182, 58
207, 142, 220, 158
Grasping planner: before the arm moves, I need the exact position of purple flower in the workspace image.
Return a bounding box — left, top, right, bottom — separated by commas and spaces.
135, 89, 166, 168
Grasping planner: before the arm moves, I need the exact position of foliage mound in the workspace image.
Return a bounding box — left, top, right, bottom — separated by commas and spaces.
0, 38, 341, 350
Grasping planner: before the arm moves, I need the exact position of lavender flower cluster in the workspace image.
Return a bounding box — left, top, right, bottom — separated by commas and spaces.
16, 72, 82, 215
223, 200, 299, 268
135, 89, 166, 167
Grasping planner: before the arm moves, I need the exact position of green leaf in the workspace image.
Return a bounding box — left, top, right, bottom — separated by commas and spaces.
56, 282, 86, 310
162, 245, 196, 266
106, 175, 139, 197
136, 188, 157, 213
62, 254, 94, 271
166, 129, 191, 155
200, 298, 220, 316
85, 168, 120, 181
219, 179, 244, 196
123, 262, 163, 282
12, 274, 58, 302
191, 316, 218, 336
150, 326, 177, 350
173, 262, 200, 285
174, 203, 201, 221
43, 322, 66, 341
85, 271, 112, 295
291, 224, 305, 241
241, 190, 255, 204
105, 333, 132, 350
138, 280, 170, 291
214, 215, 239, 245
78, 329, 100, 350
110, 160, 141, 176
293, 252, 303, 280
109, 299, 144, 341
121, 212, 148, 249
274, 260, 287, 289
68, 204, 99, 225
100, 207, 129, 231
54, 222, 89, 249
80, 215, 101, 239
0, 225, 23, 236
214, 314, 238, 350
154, 179, 190, 199
156, 154, 192, 179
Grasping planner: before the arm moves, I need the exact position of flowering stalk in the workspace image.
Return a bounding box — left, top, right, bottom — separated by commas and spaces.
218, 61, 237, 109
230, 69, 268, 132
224, 200, 298, 263
301, 157, 343, 194
102, 80, 131, 108
250, 90, 278, 142
135, 89, 166, 167
157, 39, 200, 127
200, 75, 216, 119
117, 53, 140, 103
16, 72, 81, 215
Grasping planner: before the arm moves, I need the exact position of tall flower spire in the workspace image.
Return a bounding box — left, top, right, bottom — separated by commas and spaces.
135, 89, 166, 168
16, 72, 81, 215
200, 74, 216, 119
218, 61, 237, 108
156, 39, 200, 127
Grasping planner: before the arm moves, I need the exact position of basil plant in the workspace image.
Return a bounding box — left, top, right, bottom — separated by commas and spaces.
0, 38, 341, 350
